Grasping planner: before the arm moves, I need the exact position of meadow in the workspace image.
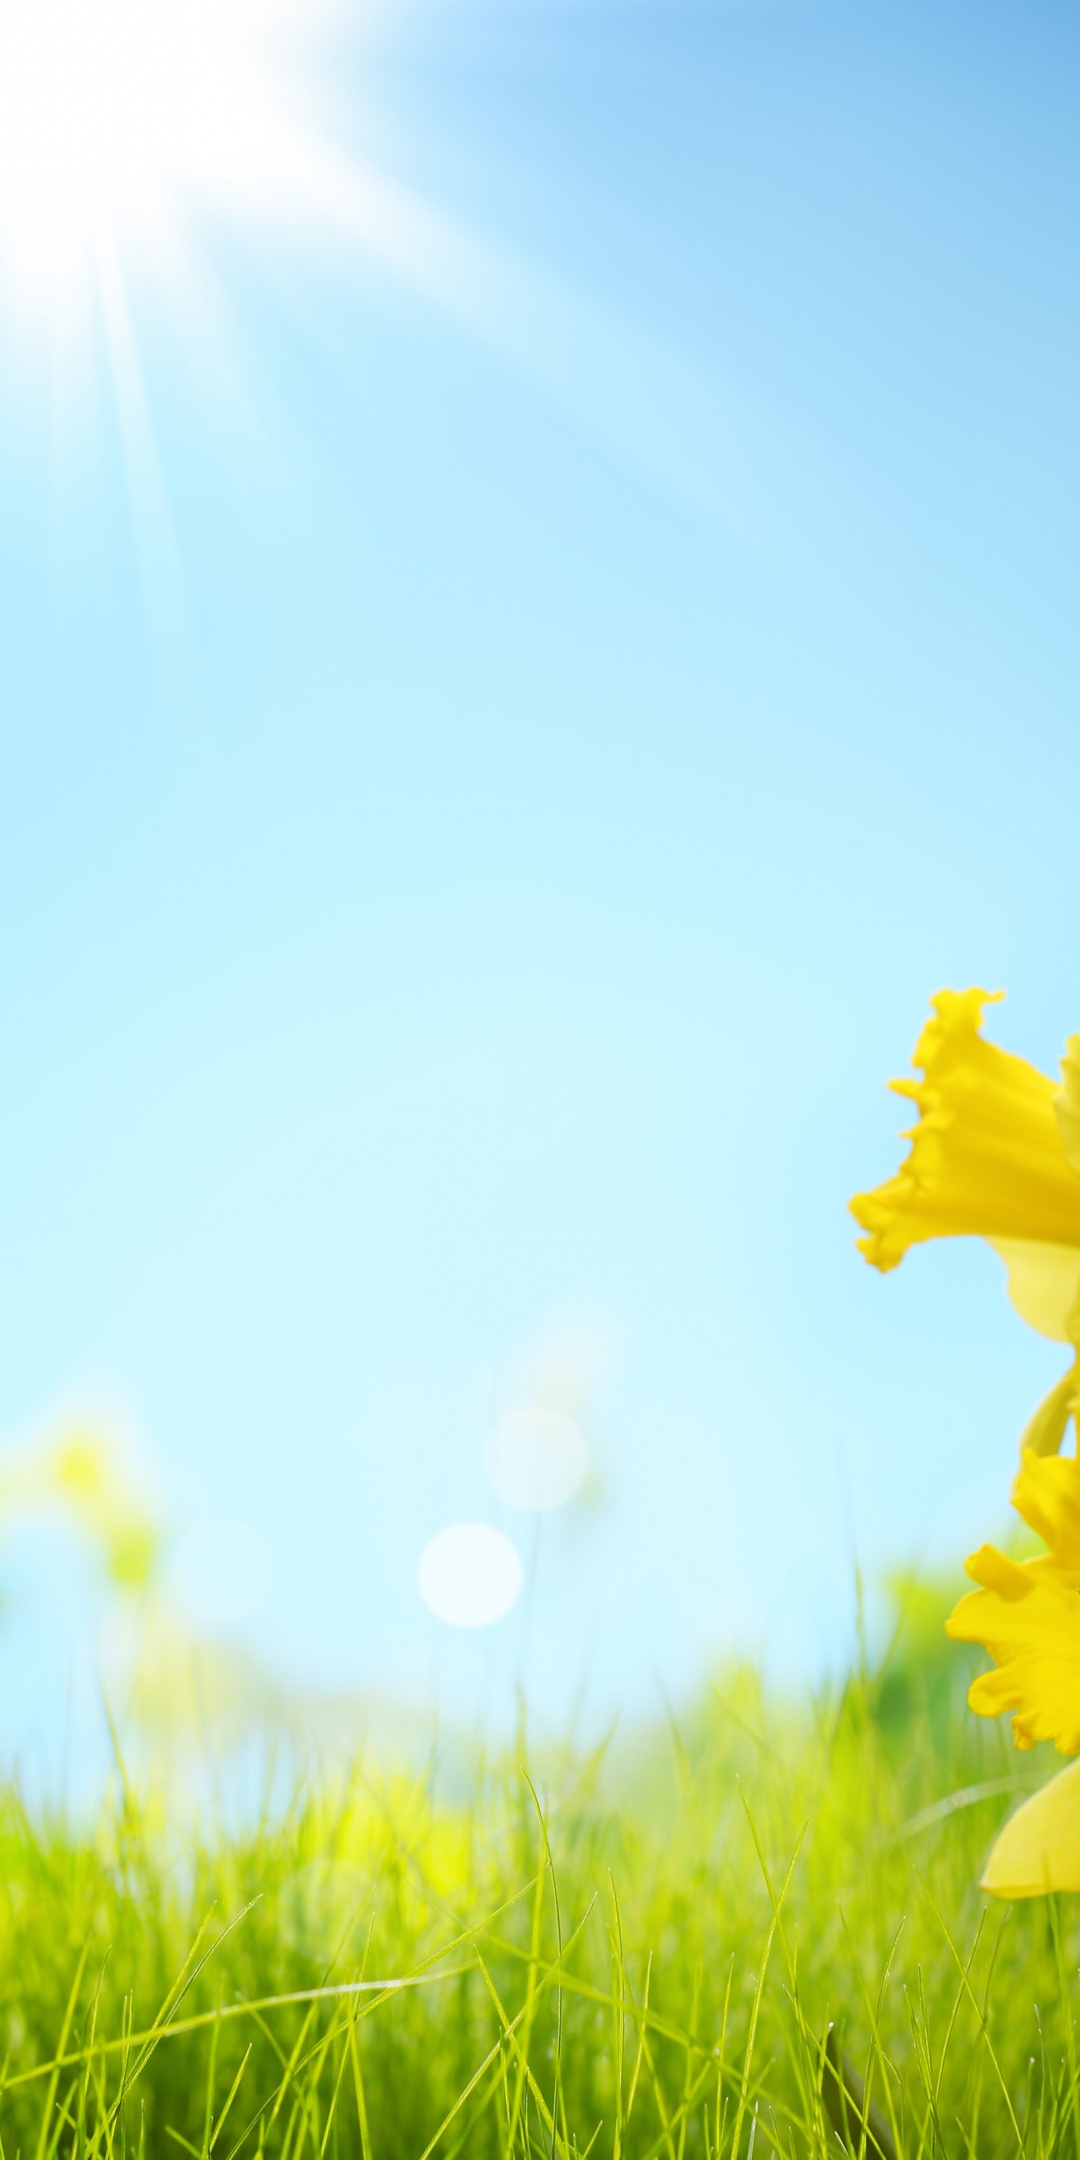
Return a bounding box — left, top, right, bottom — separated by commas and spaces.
1, 1579, 1075, 2160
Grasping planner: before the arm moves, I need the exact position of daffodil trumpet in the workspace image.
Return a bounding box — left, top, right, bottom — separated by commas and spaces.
852, 989, 1080, 1456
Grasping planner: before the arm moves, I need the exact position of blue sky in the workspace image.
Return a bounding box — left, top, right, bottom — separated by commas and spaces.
1, 0, 1079, 1758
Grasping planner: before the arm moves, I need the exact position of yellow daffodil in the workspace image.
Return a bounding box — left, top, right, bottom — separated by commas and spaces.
852, 989, 1080, 1456
947, 1447, 1080, 1894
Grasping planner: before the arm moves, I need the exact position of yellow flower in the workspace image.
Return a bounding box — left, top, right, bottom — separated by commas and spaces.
860, 993, 1080, 1891
852, 990, 1080, 1454
948, 1451, 1080, 1748
975, 1760, 1080, 1899
947, 1447, 1080, 1894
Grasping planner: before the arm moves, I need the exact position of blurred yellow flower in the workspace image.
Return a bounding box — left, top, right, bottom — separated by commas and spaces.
0, 1425, 162, 1595
947, 1447, 1080, 1893
52, 1435, 111, 1502
852, 989, 1080, 1455
45, 1428, 160, 1590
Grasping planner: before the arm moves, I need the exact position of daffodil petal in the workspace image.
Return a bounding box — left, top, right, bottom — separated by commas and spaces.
981, 1760, 1080, 1897
991, 1239, 1080, 1343
1018, 1361, 1080, 1459
1056, 1035, 1080, 1181
946, 1527, 1080, 1751
1012, 1447, 1080, 1569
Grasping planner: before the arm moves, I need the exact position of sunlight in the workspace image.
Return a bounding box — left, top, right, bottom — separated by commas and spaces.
0, 0, 334, 323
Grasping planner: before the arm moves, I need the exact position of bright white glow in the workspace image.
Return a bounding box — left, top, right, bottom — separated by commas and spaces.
0, 0, 327, 318
171, 1516, 275, 1629
417, 1524, 522, 1629
486, 1407, 589, 1513
0, 0, 784, 592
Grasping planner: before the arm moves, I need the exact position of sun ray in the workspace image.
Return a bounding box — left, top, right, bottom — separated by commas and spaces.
0, 0, 810, 634
93, 227, 196, 710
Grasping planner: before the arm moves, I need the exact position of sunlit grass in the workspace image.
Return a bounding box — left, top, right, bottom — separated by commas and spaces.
0, 1582, 1076, 2157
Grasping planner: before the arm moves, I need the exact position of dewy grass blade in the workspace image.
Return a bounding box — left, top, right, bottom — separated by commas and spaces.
503, 1811, 549, 2159
1047, 1894, 1080, 2160
833, 1905, 905, 2160
820, 2025, 896, 2160
522, 1772, 567, 2160
917, 1873, 1024, 2157
2, 1971, 470, 2092
32, 1938, 88, 2160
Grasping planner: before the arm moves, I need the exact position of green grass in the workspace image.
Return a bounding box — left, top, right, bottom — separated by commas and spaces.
1, 1583, 1078, 2159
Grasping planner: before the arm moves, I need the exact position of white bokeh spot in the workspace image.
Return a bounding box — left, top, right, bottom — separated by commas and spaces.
417, 1523, 522, 1628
